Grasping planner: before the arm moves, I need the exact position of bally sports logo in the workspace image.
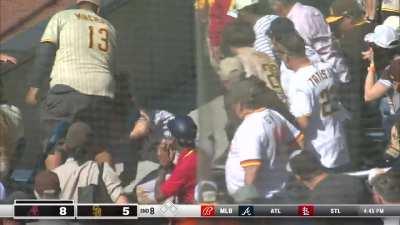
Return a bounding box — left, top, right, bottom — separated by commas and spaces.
201, 205, 216, 217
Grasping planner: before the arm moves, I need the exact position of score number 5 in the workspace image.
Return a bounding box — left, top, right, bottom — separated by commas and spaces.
89, 26, 109, 52
122, 206, 131, 216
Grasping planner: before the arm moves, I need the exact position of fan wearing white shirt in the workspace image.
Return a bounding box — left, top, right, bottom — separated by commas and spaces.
268, 0, 349, 84
224, 77, 303, 201
266, 17, 321, 98
269, 28, 350, 169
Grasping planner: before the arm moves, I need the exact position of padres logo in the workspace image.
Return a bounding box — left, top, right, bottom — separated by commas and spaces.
92, 206, 102, 217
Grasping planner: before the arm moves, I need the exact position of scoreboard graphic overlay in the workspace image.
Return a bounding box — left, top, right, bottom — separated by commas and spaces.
14, 200, 75, 219
77, 204, 137, 219
4, 201, 400, 219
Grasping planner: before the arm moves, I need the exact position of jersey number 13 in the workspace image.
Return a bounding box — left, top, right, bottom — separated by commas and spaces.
89, 26, 109, 52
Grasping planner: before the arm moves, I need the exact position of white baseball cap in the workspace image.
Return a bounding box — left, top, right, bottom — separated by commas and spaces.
364, 25, 399, 49
227, 0, 259, 18
76, 0, 101, 7
383, 16, 400, 32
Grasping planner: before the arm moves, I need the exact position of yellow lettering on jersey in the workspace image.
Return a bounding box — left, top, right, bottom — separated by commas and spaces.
82, 13, 89, 21
87, 15, 99, 23
75, 13, 105, 24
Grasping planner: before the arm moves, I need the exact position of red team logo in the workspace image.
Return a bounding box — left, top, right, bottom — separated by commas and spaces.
28, 206, 40, 217
298, 205, 314, 216
201, 205, 216, 217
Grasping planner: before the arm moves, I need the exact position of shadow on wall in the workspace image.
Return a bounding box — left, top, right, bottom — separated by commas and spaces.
112, 0, 197, 113
0, 0, 76, 42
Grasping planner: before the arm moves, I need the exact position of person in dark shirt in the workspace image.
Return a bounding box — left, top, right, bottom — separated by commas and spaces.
288, 150, 383, 225
371, 171, 400, 225
0, 53, 17, 104
326, 0, 374, 100
326, 0, 376, 167
289, 150, 372, 204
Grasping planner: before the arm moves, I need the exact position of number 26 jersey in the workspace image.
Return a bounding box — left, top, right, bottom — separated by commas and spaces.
288, 63, 350, 168
41, 9, 117, 98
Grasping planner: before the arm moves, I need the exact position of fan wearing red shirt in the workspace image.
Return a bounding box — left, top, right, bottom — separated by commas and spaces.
208, 0, 234, 66
155, 115, 198, 204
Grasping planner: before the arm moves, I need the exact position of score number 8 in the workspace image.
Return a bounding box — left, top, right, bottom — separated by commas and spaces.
59, 206, 67, 216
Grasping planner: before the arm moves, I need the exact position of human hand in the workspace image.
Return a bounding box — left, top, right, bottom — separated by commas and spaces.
95, 150, 113, 166
129, 111, 151, 140
0, 53, 17, 64
362, 47, 374, 63
25, 87, 39, 106
157, 138, 176, 168
45, 151, 63, 170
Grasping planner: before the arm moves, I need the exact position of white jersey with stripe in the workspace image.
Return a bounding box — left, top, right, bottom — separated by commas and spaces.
288, 63, 350, 168
41, 9, 117, 98
225, 109, 300, 199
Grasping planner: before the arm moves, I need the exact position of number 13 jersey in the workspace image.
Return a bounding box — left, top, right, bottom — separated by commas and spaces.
41, 9, 117, 98
288, 63, 350, 168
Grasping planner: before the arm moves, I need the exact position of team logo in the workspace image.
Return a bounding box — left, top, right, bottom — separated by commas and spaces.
92, 206, 102, 217
239, 205, 255, 216
201, 205, 216, 217
298, 205, 314, 216
28, 206, 40, 217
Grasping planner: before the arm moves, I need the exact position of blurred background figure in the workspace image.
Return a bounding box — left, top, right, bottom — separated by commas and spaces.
52, 122, 128, 204
371, 171, 400, 225
208, 0, 234, 67
33, 170, 60, 199
325, 0, 375, 167
0, 53, 23, 183
28, 171, 73, 225
227, 0, 278, 60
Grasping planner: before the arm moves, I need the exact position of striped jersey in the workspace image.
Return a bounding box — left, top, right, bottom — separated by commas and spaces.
236, 48, 287, 104
253, 15, 278, 60
41, 9, 117, 98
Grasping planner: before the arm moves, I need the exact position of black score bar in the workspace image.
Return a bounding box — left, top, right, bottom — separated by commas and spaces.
8, 203, 400, 219
14, 205, 75, 219
77, 204, 138, 219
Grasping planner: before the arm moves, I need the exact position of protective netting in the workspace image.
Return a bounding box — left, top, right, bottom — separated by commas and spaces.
0, 1, 399, 220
